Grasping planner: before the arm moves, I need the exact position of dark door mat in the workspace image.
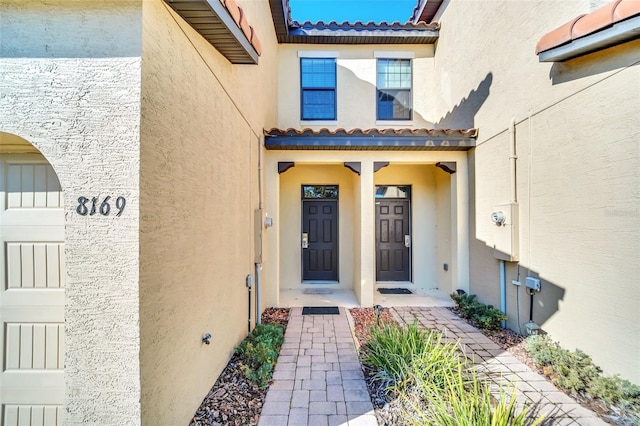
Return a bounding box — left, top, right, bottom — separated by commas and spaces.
302, 306, 340, 315
378, 288, 413, 295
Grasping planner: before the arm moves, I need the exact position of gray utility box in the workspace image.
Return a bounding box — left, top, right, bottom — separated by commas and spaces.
525, 276, 541, 291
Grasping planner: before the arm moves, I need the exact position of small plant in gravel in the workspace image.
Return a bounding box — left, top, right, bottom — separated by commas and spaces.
525, 335, 640, 423
235, 323, 285, 389
450, 292, 507, 331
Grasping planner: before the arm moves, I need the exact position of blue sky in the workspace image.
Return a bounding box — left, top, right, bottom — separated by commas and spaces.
289, 0, 417, 23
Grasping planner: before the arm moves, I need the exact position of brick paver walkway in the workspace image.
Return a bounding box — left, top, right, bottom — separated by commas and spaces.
259, 307, 377, 426
393, 307, 607, 426
261, 306, 606, 426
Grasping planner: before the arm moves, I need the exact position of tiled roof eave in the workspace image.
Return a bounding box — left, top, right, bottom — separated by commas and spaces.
538, 14, 640, 61
285, 28, 439, 44
536, 0, 640, 62
264, 128, 477, 151
164, 0, 260, 64
268, 0, 440, 44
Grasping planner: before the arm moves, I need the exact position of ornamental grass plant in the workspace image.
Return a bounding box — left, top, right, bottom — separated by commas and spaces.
361, 321, 545, 425
362, 321, 462, 392
405, 367, 544, 426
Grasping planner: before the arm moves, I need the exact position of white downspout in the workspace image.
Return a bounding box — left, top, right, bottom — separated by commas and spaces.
256, 132, 263, 325
500, 259, 506, 328
510, 118, 518, 204
500, 118, 517, 328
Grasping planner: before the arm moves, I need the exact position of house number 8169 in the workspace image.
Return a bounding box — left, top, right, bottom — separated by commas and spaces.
76, 196, 126, 217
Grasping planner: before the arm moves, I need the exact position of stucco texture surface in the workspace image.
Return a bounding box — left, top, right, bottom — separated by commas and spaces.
434, 0, 640, 383
138, 1, 277, 424
0, 1, 143, 424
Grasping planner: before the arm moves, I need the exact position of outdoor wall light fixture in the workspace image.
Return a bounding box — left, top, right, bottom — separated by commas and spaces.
491, 210, 506, 226
202, 332, 212, 345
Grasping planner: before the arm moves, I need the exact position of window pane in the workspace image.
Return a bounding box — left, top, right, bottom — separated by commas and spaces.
302, 90, 335, 120
377, 59, 412, 119
303, 185, 339, 199
377, 89, 411, 120
375, 186, 411, 198
377, 58, 411, 89
301, 58, 336, 120
301, 58, 336, 88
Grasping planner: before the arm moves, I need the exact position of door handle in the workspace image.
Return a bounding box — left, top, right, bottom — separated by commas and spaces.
404, 235, 411, 248
302, 233, 309, 249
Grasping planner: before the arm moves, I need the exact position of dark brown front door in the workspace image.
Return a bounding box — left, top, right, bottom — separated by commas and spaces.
302, 200, 338, 281
376, 199, 411, 281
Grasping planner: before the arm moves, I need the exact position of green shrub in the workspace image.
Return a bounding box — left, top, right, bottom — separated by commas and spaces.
362, 321, 462, 391
525, 334, 640, 420
450, 292, 507, 331
525, 335, 600, 394
235, 324, 285, 389
589, 375, 640, 405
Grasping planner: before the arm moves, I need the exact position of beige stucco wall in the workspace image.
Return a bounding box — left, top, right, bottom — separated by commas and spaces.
0, 1, 143, 424
139, 1, 277, 424
277, 44, 435, 129
435, 0, 640, 382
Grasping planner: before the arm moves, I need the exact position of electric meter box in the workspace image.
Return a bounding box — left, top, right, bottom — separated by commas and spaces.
491, 202, 519, 262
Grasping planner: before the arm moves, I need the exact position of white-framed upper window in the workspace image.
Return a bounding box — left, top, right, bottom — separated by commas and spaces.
300, 57, 337, 121
376, 58, 412, 121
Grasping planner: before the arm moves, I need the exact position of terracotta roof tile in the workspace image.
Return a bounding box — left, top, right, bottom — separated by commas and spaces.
572, 0, 619, 38
250, 26, 262, 56
535, 15, 585, 54
221, 0, 261, 56
536, 0, 640, 54
614, 0, 640, 20
238, 7, 252, 41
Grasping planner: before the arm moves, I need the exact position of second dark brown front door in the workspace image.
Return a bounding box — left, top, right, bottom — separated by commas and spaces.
302, 200, 338, 281
376, 199, 411, 281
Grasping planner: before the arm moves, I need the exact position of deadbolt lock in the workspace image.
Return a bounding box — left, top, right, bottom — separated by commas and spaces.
302, 233, 309, 249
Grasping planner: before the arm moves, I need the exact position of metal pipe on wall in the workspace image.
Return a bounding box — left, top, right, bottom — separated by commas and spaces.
255, 263, 261, 325
500, 118, 517, 329
509, 118, 518, 204
500, 259, 506, 328
255, 131, 263, 325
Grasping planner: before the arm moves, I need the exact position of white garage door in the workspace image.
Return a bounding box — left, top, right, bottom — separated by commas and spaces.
0, 154, 65, 425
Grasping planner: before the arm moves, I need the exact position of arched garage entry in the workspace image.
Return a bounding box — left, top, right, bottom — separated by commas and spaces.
0, 133, 65, 425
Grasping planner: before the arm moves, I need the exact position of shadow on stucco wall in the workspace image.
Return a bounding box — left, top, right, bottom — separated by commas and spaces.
336, 64, 433, 127
548, 39, 640, 85
506, 266, 566, 334
435, 72, 493, 129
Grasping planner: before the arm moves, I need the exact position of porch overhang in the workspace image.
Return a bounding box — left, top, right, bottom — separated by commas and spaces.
264, 128, 477, 151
